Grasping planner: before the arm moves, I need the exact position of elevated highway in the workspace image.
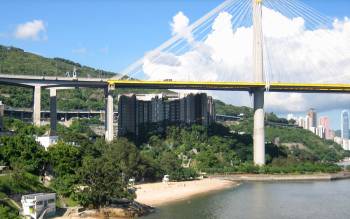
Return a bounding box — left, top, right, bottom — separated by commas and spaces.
108, 80, 350, 93
0, 74, 115, 141
0, 73, 108, 88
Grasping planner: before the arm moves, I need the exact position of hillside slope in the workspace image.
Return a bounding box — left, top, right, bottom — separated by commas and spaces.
0, 45, 172, 110
0, 45, 115, 77
230, 118, 349, 162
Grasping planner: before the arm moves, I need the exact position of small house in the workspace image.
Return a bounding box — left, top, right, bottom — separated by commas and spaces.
21, 193, 56, 219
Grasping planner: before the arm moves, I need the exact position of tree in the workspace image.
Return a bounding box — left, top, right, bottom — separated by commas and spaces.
0, 135, 46, 174
102, 138, 141, 179
0, 204, 20, 219
75, 156, 134, 209
48, 142, 81, 177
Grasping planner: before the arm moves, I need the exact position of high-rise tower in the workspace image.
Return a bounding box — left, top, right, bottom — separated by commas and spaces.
341, 110, 349, 140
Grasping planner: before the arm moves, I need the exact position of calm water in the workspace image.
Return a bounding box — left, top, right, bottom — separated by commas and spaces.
143, 179, 350, 219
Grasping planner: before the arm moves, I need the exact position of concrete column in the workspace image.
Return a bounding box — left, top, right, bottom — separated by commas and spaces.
253, 89, 265, 165
0, 101, 4, 131
253, 0, 265, 165
50, 88, 57, 136
33, 85, 41, 126
105, 85, 114, 142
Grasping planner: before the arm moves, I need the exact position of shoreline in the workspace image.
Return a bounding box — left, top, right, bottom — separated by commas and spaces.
135, 178, 239, 207
210, 171, 350, 182
135, 172, 350, 207
54, 172, 350, 218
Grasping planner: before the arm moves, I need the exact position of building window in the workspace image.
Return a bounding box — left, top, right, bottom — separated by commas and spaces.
48, 199, 55, 204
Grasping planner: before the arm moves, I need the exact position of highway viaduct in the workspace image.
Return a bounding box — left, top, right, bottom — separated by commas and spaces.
0, 74, 115, 142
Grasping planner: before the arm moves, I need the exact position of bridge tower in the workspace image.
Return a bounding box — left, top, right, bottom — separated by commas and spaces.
252, 0, 265, 165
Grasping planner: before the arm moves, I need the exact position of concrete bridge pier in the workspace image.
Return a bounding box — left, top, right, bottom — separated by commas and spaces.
33, 85, 41, 126
253, 89, 265, 166
252, 0, 265, 165
49, 88, 57, 136
105, 85, 114, 142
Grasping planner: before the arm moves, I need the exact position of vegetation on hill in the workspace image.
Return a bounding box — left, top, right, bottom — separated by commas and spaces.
0, 45, 114, 77
0, 45, 175, 111
214, 100, 253, 118
231, 118, 350, 163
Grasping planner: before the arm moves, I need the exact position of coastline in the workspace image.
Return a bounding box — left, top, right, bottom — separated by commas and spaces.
54, 172, 350, 218
211, 171, 350, 182
135, 172, 350, 207
135, 178, 239, 207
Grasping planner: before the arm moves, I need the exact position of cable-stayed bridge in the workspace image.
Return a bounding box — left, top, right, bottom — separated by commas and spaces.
108, 0, 350, 165
1, 0, 349, 165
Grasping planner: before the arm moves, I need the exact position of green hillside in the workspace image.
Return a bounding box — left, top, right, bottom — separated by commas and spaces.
230, 118, 349, 163
0, 45, 173, 110
0, 45, 115, 77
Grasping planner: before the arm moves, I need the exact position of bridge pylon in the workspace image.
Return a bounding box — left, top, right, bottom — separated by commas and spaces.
252, 0, 265, 165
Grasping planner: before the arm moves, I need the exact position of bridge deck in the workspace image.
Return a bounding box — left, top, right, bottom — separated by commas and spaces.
108, 80, 350, 93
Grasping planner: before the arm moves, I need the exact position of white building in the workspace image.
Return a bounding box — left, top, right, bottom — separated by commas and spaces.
21, 193, 56, 219
316, 125, 325, 139
305, 115, 311, 130
309, 126, 316, 134
333, 137, 350, 151
297, 117, 305, 128
342, 139, 349, 151
341, 110, 349, 139
35, 136, 58, 151
334, 136, 343, 145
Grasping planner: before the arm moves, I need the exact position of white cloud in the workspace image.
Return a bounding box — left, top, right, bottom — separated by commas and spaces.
141, 8, 350, 113
170, 11, 193, 43
14, 20, 46, 40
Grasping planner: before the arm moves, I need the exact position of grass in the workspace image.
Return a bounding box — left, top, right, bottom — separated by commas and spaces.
57, 196, 79, 208
0, 172, 51, 195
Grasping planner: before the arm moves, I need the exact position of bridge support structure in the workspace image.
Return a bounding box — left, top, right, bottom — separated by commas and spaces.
105, 85, 114, 142
49, 88, 57, 136
252, 0, 265, 165
33, 85, 41, 126
253, 89, 265, 165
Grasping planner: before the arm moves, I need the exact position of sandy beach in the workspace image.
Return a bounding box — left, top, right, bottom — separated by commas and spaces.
135, 178, 239, 207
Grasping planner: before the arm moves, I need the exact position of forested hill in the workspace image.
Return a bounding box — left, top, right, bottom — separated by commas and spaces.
0, 45, 170, 110
0, 45, 116, 77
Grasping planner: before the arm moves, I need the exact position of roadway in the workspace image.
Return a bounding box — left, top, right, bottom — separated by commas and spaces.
0, 74, 108, 88
2, 74, 350, 93
108, 80, 350, 93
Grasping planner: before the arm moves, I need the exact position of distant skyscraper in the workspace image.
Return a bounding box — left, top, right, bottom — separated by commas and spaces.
341, 110, 349, 140
307, 108, 317, 128
305, 115, 311, 130
319, 116, 331, 140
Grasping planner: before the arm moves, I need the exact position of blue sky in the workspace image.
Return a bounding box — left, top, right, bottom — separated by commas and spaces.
1, 0, 349, 72
1, 0, 350, 129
